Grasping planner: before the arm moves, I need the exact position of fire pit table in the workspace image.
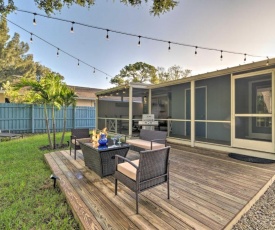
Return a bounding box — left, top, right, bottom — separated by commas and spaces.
79, 140, 130, 178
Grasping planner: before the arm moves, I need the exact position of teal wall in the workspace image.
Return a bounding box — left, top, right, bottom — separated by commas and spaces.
0, 103, 96, 133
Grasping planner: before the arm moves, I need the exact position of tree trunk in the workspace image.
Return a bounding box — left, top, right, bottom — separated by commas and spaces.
44, 104, 53, 149
60, 106, 67, 145
52, 104, 56, 149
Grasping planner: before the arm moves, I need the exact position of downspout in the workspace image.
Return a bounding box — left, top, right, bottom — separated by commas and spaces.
148, 89, 152, 114
95, 96, 99, 130
191, 80, 195, 147
129, 86, 133, 136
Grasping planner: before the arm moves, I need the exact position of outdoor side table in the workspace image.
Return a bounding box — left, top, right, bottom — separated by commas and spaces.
79, 141, 130, 178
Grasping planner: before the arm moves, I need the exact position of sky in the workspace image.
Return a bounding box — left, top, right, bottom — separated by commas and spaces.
5, 0, 275, 89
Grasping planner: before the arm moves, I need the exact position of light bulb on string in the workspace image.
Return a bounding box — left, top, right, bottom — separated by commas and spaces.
93, 68, 96, 74
57, 48, 59, 57
266, 57, 269, 66
220, 50, 223, 61
168, 41, 171, 51
77, 59, 79, 67
33, 13, 37, 25
30, 33, 33, 43
195, 46, 198, 55
106, 30, 109, 40
244, 53, 247, 63
106, 75, 108, 80
70, 22, 75, 33
138, 36, 141, 47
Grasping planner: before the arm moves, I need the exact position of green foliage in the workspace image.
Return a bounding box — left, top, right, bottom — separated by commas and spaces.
110, 62, 158, 86
110, 62, 191, 86
0, 0, 178, 16
12, 73, 77, 149
0, 133, 79, 229
166, 65, 192, 81
0, 17, 60, 87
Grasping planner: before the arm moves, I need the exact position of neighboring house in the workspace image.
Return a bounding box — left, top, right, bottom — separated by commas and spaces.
0, 86, 103, 106
66, 85, 103, 107
0, 89, 5, 103
96, 58, 275, 160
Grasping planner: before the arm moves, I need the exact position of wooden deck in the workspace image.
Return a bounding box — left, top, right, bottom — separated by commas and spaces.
44, 146, 275, 230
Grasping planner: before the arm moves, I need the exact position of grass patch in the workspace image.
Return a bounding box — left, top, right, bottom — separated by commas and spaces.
0, 133, 79, 230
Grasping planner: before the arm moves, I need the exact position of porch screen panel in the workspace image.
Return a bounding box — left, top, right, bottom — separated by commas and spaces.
235, 73, 272, 143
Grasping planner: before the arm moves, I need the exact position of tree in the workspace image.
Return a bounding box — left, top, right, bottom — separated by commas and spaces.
0, 17, 63, 87
58, 84, 77, 146
13, 73, 65, 150
157, 65, 192, 82
0, 18, 35, 86
110, 62, 158, 86
157, 67, 169, 82
0, 0, 178, 16
167, 65, 191, 80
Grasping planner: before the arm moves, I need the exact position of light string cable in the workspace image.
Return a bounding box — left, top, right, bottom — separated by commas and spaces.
16, 9, 270, 61
2, 16, 113, 78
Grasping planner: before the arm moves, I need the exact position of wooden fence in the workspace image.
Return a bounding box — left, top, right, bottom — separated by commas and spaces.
0, 103, 96, 133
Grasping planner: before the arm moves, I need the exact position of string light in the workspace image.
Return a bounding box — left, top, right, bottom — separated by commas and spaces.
17, 9, 271, 63
195, 46, 197, 55
244, 53, 247, 62
266, 57, 269, 66
168, 41, 171, 51
93, 68, 96, 74
57, 48, 59, 57
106, 29, 109, 40
33, 13, 36, 25
30, 33, 33, 43
138, 36, 141, 47
70, 21, 74, 33
220, 50, 223, 61
4, 16, 113, 80
77, 59, 79, 67
106, 76, 108, 80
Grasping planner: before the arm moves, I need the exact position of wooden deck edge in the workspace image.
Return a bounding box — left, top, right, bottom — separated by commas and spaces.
224, 173, 275, 230
44, 153, 102, 230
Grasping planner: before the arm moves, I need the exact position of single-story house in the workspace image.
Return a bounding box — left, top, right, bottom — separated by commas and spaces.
0, 89, 5, 103
96, 58, 275, 160
68, 85, 102, 107
0, 85, 103, 106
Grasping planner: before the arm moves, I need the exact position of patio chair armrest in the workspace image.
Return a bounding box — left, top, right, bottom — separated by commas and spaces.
115, 155, 139, 169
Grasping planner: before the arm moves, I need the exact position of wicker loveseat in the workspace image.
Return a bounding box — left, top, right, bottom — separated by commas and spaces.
114, 146, 171, 214
126, 129, 167, 152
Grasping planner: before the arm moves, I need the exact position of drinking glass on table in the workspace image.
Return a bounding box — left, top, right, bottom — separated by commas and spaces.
117, 135, 122, 145
111, 136, 117, 146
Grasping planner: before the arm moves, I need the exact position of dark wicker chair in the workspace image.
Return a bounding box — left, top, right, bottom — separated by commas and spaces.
70, 128, 91, 160
114, 146, 171, 214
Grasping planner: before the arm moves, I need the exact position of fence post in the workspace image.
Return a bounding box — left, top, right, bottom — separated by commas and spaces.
31, 104, 34, 133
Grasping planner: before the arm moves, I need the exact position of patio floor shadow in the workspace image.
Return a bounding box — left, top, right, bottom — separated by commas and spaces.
44, 145, 275, 230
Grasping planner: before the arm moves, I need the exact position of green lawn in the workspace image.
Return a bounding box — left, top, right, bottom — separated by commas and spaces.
0, 133, 79, 230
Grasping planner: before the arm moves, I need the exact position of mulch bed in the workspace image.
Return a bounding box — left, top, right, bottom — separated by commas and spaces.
39, 143, 69, 151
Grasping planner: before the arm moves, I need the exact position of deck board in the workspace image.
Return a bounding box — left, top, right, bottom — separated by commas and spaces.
44, 146, 275, 230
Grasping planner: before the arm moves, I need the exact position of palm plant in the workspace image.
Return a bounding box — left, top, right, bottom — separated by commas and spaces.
58, 84, 77, 146
14, 73, 63, 149
14, 77, 54, 148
